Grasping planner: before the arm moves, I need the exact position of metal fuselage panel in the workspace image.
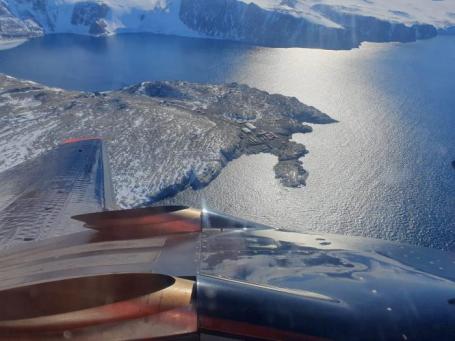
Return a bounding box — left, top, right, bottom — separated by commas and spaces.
0, 140, 113, 249
198, 229, 455, 340
0, 142, 455, 340
0, 230, 200, 292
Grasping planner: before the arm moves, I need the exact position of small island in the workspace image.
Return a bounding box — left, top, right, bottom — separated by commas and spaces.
0, 74, 335, 207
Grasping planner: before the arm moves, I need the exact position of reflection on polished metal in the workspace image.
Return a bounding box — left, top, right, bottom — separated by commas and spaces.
72, 206, 202, 238
1, 141, 455, 340
0, 273, 196, 338
201, 208, 270, 230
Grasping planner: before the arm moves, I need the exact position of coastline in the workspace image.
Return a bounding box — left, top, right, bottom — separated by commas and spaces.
0, 38, 27, 51
0, 75, 334, 207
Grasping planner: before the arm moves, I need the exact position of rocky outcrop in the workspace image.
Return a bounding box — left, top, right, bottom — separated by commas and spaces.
0, 2, 43, 39
274, 159, 308, 188
0, 74, 334, 207
0, 0, 453, 49
71, 2, 110, 36
312, 4, 437, 45
179, 0, 353, 49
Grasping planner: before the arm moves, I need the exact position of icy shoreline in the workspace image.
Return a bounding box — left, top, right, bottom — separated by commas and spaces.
1, 0, 454, 50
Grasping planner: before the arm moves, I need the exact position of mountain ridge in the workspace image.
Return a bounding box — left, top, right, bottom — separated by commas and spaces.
1, 0, 454, 50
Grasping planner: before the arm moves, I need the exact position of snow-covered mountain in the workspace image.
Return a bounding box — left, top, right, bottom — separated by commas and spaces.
1, 0, 454, 49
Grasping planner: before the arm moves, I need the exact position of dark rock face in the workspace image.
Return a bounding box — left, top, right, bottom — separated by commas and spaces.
5, 0, 56, 32
179, 0, 440, 49
312, 5, 438, 45
71, 1, 110, 36
179, 0, 354, 49
31, 0, 47, 12
88, 19, 107, 35
0, 0, 451, 49
126, 82, 188, 100
414, 24, 438, 40
274, 160, 308, 187
439, 26, 455, 36
0, 2, 43, 39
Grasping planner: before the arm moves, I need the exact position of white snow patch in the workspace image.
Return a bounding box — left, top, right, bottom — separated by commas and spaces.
3, 0, 454, 41
0, 38, 27, 50
0, 119, 57, 172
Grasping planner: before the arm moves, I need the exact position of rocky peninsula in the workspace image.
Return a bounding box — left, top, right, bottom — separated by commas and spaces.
0, 74, 335, 207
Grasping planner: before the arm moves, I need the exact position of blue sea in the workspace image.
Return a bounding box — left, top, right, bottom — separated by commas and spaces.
0, 33, 454, 250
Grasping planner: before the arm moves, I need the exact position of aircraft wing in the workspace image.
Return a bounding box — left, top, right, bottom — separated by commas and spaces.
0, 141, 454, 340
0, 138, 115, 250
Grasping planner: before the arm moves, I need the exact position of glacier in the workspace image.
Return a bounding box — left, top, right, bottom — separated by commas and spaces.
0, 0, 454, 49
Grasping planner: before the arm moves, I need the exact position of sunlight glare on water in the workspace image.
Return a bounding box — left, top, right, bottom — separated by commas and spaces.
165, 39, 455, 250
0, 34, 454, 250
